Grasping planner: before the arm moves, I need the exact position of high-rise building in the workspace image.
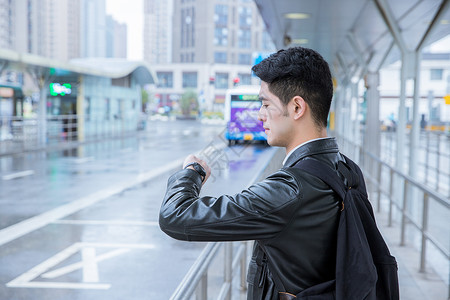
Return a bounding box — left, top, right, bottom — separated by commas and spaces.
0, 0, 11, 51
147, 0, 275, 112
143, 0, 173, 64
0, 0, 127, 61
0, 0, 81, 62
171, 0, 275, 64
106, 16, 127, 59
80, 0, 106, 58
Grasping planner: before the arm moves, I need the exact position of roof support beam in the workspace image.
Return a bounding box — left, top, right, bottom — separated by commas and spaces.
373, 0, 409, 54
410, 1, 449, 170
336, 52, 350, 85
417, 0, 450, 51
347, 33, 375, 78
27, 66, 54, 146
375, 40, 395, 72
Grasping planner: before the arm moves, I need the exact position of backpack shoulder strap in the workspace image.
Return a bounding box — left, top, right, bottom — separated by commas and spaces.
293, 158, 348, 199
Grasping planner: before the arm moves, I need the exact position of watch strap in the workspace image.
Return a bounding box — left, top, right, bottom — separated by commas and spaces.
184, 162, 206, 182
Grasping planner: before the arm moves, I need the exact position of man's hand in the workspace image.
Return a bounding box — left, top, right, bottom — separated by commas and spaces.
183, 154, 211, 184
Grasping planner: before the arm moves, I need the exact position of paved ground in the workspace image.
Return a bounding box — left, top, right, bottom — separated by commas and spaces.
0, 119, 448, 299
0, 120, 276, 300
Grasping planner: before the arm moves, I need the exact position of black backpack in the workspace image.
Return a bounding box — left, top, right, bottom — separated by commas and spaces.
259, 156, 399, 300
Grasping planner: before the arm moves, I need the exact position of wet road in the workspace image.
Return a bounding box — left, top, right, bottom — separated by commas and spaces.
0, 120, 276, 300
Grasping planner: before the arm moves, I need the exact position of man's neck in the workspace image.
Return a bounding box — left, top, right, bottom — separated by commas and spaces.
282, 135, 331, 166
285, 127, 328, 155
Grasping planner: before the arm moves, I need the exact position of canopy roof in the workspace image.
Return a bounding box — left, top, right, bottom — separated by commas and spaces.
0, 49, 157, 85
255, 0, 450, 80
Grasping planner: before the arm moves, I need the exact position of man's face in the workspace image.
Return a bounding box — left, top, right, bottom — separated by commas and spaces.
257, 81, 293, 148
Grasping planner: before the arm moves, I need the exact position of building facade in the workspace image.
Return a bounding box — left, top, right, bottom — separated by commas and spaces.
106, 16, 127, 59
0, 0, 81, 61
151, 63, 260, 113
146, 0, 276, 113
80, 0, 106, 59
143, 0, 173, 64
379, 52, 450, 126
0, 0, 126, 62
172, 0, 274, 64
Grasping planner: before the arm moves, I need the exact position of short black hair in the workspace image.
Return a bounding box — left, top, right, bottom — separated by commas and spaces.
252, 47, 333, 128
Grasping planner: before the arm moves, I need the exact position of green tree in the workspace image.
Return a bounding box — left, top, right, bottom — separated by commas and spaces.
180, 89, 198, 116
141, 89, 149, 112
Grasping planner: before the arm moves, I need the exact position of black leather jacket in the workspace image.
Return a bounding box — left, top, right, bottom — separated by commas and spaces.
160, 138, 344, 299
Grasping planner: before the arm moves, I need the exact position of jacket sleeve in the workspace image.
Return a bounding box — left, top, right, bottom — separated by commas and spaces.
159, 168, 301, 242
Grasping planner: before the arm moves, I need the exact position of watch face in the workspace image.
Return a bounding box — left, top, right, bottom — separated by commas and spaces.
193, 163, 206, 177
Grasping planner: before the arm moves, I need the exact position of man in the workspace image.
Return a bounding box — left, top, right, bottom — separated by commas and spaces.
160, 47, 347, 299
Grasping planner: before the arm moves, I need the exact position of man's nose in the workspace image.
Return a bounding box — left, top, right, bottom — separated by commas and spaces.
258, 107, 266, 122
258, 106, 266, 122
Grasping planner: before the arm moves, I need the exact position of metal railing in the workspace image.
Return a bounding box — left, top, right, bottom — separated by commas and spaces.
380, 130, 450, 197
336, 134, 450, 298
169, 147, 285, 300
0, 114, 143, 156
170, 242, 249, 300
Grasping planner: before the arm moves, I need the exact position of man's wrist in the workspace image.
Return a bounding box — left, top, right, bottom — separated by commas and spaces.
184, 162, 206, 182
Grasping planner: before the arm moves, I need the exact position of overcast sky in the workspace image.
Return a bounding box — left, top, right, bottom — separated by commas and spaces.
106, 0, 144, 60
104, 0, 449, 61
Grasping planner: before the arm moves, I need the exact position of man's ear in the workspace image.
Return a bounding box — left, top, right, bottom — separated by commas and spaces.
292, 96, 307, 120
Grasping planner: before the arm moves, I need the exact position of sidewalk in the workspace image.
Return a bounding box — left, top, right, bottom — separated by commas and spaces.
374, 203, 448, 300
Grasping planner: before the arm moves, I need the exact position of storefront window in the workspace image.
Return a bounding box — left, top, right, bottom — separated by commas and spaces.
214, 52, 227, 63
182, 72, 198, 88
238, 73, 252, 85
157, 72, 174, 88
238, 53, 251, 65
215, 73, 229, 89
238, 29, 251, 48
85, 97, 91, 121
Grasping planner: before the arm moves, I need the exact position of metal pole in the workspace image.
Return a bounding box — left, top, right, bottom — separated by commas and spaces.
400, 179, 408, 246
436, 135, 440, 191
38, 85, 47, 146
388, 169, 394, 227
397, 59, 408, 173
409, 51, 421, 180
240, 242, 248, 291
448, 136, 450, 199
196, 274, 207, 300
425, 131, 429, 185
224, 242, 232, 300
419, 193, 429, 273
377, 162, 382, 213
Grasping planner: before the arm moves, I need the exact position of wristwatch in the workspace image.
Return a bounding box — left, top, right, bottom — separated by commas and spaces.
184, 162, 206, 182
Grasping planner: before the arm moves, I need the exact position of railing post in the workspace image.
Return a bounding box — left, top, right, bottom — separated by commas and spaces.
419, 193, 429, 273
240, 242, 248, 290
425, 131, 429, 185
436, 133, 440, 191
388, 169, 394, 227
196, 274, 208, 300
400, 179, 408, 246
224, 242, 232, 300
377, 161, 382, 213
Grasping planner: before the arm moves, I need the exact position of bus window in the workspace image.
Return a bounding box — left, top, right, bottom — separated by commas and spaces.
225, 85, 266, 145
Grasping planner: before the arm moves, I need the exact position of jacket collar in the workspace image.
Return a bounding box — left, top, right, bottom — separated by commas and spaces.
283, 137, 339, 167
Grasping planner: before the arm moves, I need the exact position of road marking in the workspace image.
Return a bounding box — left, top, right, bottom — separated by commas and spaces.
52, 219, 159, 226
7, 242, 155, 290
73, 156, 95, 164
2, 170, 35, 180
41, 248, 129, 280
0, 158, 183, 247
119, 147, 133, 153
0, 143, 227, 247
82, 247, 100, 282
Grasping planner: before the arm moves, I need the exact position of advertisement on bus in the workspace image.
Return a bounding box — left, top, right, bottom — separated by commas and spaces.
225, 86, 266, 145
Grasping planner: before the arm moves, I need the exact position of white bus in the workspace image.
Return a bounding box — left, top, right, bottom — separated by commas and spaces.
224, 85, 267, 145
